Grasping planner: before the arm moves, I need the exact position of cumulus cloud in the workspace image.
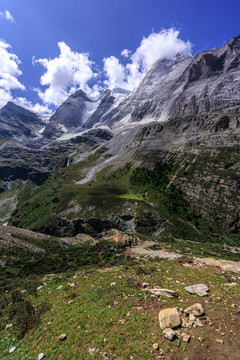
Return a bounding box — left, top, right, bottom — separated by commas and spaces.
33, 42, 98, 106
103, 56, 125, 89
0, 39, 25, 108
103, 28, 192, 90
0, 10, 15, 23
15, 97, 52, 114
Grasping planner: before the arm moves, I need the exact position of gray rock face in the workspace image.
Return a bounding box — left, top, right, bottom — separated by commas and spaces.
43, 89, 93, 138
0, 102, 45, 143
83, 89, 115, 129
103, 36, 240, 128
43, 87, 130, 139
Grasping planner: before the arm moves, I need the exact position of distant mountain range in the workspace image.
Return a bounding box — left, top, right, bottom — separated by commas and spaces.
0, 36, 239, 239
1, 35, 240, 146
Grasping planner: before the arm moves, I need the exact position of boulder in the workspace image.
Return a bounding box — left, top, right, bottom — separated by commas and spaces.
185, 284, 209, 296
158, 308, 181, 329
184, 303, 204, 317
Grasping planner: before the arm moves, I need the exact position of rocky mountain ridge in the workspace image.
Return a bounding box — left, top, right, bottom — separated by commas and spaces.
0, 36, 239, 241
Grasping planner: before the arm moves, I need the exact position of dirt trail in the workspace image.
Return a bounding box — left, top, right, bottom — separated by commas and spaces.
127, 240, 240, 273
126, 240, 182, 260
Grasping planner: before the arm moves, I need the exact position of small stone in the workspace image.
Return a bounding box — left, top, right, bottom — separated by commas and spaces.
189, 314, 196, 321
38, 353, 46, 360
58, 334, 67, 341
158, 308, 181, 329
231, 304, 237, 308
110, 282, 116, 286
159, 348, 165, 355
153, 343, 159, 350
184, 303, 204, 317
68, 282, 75, 287
88, 347, 96, 355
181, 318, 191, 328
5, 324, 13, 329
68, 300, 74, 305
142, 282, 150, 288
216, 338, 224, 344
9, 347, 16, 354
37, 285, 43, 291
163, 328, 176, 341
225, 283, 237, 287
182, 334, 191, 343
196, 319, 203, 327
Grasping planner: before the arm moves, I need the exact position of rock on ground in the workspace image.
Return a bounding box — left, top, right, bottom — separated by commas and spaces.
149, 287, 178, 298
184, 303, 204, 317
185, 284, 209, 296
159, 308, 181, 329
38, 354, 46, 360
163, 328, 176, 341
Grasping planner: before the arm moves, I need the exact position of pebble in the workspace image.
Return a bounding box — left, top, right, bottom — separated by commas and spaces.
216, 338, 224, 344
110, 282, 116, 286
58, 334, 67, 341
68, 300, 74, 305
37, 285, 43, 291
182, 333, 191, 343
153, 343, 159, 350
38, 353, 46, 360
9, 347, 16, 354
5, 324, 13, 329
68, 283, 75, 287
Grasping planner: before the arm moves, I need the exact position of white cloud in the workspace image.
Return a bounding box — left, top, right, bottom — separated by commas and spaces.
33, 42, 98, 106
103, 56, 125, 89
103, 28, 192, 90
15, 97, 52, 114
0, 10, 15, 23
121, 49, 131, 58
0, 39, 25, 108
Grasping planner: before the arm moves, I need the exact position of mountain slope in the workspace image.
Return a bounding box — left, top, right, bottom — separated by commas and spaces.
0, 102, 47, 144
102, 36, 240, 128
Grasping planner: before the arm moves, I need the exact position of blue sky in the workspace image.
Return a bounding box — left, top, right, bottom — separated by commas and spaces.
0, 0, 240, 112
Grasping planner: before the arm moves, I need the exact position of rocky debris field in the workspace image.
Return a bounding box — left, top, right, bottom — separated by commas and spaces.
0, 230, 240, 360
